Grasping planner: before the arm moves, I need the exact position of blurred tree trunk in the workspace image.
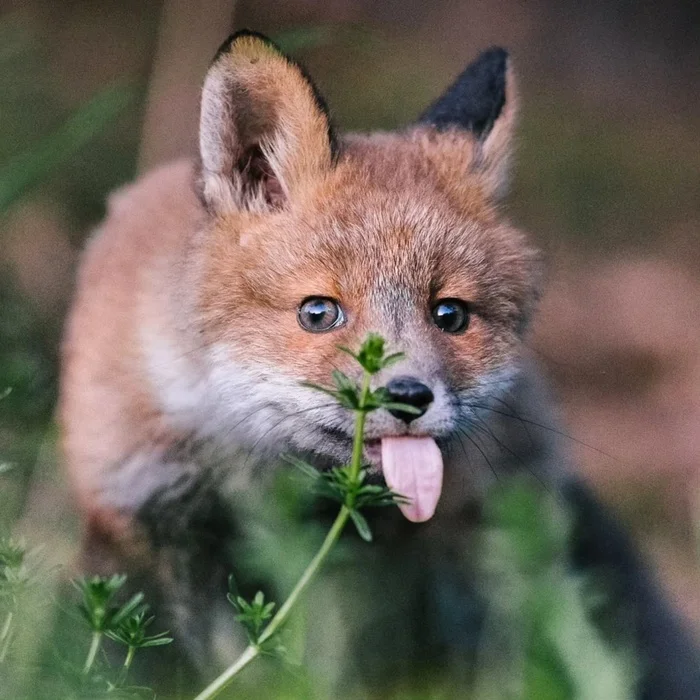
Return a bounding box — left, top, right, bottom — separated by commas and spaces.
138, 0, 236, 172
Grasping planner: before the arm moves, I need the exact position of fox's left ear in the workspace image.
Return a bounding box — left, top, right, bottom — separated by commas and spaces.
420, 47, 517, 200
198, 31, 336, 215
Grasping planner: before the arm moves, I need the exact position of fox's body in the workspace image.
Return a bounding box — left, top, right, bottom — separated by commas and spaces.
60, 32, 700, 697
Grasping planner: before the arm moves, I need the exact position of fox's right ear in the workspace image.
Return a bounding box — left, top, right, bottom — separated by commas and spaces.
198, 31, 336, 215
420, 47, 517, 200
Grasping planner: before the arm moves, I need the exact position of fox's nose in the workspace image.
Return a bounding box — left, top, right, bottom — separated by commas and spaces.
385, 377, 434, 423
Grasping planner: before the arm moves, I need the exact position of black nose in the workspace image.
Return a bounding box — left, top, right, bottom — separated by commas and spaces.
385, 377, 434, 423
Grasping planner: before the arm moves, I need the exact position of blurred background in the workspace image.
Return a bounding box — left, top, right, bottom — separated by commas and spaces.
0, 0, 699, 644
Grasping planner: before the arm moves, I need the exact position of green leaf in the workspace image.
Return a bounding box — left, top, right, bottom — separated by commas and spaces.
139, 635, 174, 647
230, 589, 277, 644
284, 454, 321, 480
0, 537, 25, 570
356, 484, 385, 494
111, 592, 146, 627
72, 574, 149, 633
0, 83, 134, 213
350, 510, 373, 542
331, 369, 355, 391
105, 608, 173, 649
355, 333, 386, 374
381, 352, 405, 368
380, 402, 423, 415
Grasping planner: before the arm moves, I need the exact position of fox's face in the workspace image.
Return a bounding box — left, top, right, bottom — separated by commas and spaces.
189, 33, 540, 517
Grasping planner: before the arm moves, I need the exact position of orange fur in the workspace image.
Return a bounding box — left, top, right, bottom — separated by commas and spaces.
60, 160, 203, 511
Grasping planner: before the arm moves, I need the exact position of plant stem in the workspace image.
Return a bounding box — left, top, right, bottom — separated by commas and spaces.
0, 610, 13, 662
193, 370, 372, 700
193, 644, 259, 700
83, 631, 102, 674
259, 506, 350, 648
117, 644, 137, 685
348, 372, 371, 494
0, 610, 12, 642
124, 645, 136, 672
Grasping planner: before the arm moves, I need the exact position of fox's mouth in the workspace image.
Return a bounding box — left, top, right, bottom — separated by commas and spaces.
318, 429, 444, 523
363, 439, 383, 467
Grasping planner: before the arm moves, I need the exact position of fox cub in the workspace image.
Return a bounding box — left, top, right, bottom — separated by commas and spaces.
60, 31, 699, 697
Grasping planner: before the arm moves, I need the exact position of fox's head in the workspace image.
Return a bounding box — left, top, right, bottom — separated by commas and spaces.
191, 31, 541, 520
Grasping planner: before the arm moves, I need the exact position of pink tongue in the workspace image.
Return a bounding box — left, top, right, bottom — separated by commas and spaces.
381, 436, 444, 523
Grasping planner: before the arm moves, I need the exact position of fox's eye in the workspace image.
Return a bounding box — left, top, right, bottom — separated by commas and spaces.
298, 297, 345, 332
431, 299, 470, 333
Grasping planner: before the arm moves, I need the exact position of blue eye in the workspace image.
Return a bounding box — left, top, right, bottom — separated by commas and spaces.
431, 299, 470, 333
298, 297, 345, 332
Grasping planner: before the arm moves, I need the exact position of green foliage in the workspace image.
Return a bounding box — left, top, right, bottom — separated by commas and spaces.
0, 12, 141, 222
305, 371, 418, 414
0, 537, 50, 671
194, 334, 412, 699
0, 537, 25, 573
474, 478, 637, 700
0, 537, 42, 608
0, 391, 15, 477
48, 574, 171, 696
0, 13, 140, 533
1, 332, 636, 700
0, 84, 134, 215
227, 583, 277, 647
74, 574, 144, 635
272, 24, 376, 55
287, 457, 406, 508
287, 458, 407, 542
339, 333, 404, 374
104, 609, 173, 651
305, 334, 417, 415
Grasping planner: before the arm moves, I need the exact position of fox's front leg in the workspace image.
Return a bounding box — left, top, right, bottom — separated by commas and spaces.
80, 465, 245, 679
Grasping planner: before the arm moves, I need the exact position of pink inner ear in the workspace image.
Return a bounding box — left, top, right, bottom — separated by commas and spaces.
238, 145, 285, 208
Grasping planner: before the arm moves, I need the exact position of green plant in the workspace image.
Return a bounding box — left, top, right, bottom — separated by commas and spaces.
0, 13, 134, 218
473, 479, 637, 700
0, 83, 133, 215
72, 573, 172, 681
0, 536, 45, 664
105, 608, 173, 678
0, 334, 635, 700
193, 333, 413, 700
227, 585, 277, 649
74, 574, 145, 674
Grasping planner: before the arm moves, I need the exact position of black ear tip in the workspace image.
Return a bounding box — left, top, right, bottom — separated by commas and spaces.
212, 29, 281, 64
419, 45, 510, 138
467, 46, 509, 88
475, 46, 509, 69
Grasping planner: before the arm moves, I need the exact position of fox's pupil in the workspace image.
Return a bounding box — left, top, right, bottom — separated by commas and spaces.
432, 299, 470, 333
298, 297, 343, 332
